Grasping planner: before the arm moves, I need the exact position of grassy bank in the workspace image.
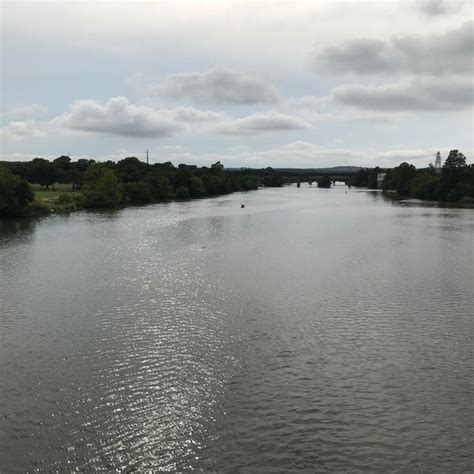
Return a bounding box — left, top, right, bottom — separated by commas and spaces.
31, 184, 84, 214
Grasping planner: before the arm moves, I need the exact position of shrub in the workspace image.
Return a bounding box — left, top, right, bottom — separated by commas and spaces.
175, 185, 190, 199
0, 165, 35, 217
28, 200, 50, 216
123, 181, 154, 205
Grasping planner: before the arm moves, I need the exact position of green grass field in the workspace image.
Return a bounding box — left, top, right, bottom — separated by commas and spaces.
30, 184, 83, 213
31, 184, 82, 204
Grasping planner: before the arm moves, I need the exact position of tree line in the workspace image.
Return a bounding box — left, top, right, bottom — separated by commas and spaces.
1, 150, 472, 218
0, 157, 259, 217
351, 167, 384, 188
382, 150, 473, 203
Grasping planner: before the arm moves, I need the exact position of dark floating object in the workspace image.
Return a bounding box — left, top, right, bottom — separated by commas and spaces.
240, 204, 245, 208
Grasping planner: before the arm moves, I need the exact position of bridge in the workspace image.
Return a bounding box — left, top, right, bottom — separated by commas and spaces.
281, 173, 354, 186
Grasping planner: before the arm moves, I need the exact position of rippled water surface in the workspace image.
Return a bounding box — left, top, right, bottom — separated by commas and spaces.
1, 186, 473, 472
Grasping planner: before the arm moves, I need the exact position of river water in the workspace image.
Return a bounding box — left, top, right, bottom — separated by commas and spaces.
0, 186, 472, 472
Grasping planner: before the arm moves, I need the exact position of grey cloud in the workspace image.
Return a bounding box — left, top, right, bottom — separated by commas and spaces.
312, 21, 473, 75
154, 67, 279, 105
418, 0, 463, 16
51, 97, 209, 138
216, 111, 311, 135
168, 106, 227, 123
331, 77, 473, 111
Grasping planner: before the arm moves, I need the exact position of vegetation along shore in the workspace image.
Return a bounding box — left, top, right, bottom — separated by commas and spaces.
0, 150, 472, 219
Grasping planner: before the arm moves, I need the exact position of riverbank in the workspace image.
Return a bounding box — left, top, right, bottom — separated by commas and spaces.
383, 189, 474, 208
23, 183, 262, 218
0, 160, 260, 219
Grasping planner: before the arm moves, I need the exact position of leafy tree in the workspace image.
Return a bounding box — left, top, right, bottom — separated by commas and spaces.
439, 150, 469, 201
317, 175, 332, 188
116, 157, 146, 183
352, 168, 369, 187
211, 161, 224, 173
443, 150, 466, 169
203, 174, 225, 194
262, 174, 284, 187
123, 182, 154, 204
28, 158, 57, 190
411, 172, 440, 200
367, 167, 381, 189
239, 174, 259, 190
175, 185, 190, 199
0, 166, 34, 217
189, 176, 205, 197
83, 164, 123, 208
175, 168, 192, 189
146, 174, 172, 201
383, 162, 417, 196
67, 159, 94, 191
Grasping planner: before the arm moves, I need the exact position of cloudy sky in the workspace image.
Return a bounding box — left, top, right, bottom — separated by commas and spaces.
1, 0, 473, 167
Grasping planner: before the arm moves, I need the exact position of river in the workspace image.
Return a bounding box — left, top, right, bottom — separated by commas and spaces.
0, 185, 473, 472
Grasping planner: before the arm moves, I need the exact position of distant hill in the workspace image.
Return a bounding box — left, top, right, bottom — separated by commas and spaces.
273, 166, 362, 174
230, 166, 362, 173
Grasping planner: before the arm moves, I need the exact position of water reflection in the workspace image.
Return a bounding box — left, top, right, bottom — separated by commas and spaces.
0, 218, 38, 245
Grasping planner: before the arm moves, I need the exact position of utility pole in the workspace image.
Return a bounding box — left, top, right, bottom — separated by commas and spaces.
146, 149, 149, 165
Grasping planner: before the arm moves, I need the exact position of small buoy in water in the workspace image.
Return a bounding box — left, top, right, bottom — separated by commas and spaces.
240, 204, 245, 208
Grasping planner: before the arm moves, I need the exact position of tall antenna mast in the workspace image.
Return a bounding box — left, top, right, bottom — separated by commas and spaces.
146, 149, 149, 165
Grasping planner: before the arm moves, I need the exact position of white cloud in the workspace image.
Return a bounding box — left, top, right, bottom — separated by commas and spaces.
51, 97, 181, 138
312, 21, 473, 76
0, 120, 44, 139
50, 97, 229, 138
153, 67, 279, 105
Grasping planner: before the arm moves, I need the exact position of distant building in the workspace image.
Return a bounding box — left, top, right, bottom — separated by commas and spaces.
377, 173, 386, 189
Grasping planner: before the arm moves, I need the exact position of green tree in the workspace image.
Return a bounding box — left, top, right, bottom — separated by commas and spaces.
175, 185, 190, 199
443, 150, 466, 169
440, 150, 469, 201
83, 164, 123, 208
211, 161, 224, 173
317, 175, 332, 188
352, 168, 369, 187
146, 174, 172, 201
367, 167, 381, 189
189, 176, 205, 197
53, 155, 71, 185
28, 158, 57, 190
383, 162, 416, 196
122, 182, 154, 204
411, 172, 440, 200
203, 174, 225, 194
116, 157, 146, 183
0, 166, 35, 217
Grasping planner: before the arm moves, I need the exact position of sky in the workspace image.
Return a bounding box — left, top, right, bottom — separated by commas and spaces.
1, 0, 473, 168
